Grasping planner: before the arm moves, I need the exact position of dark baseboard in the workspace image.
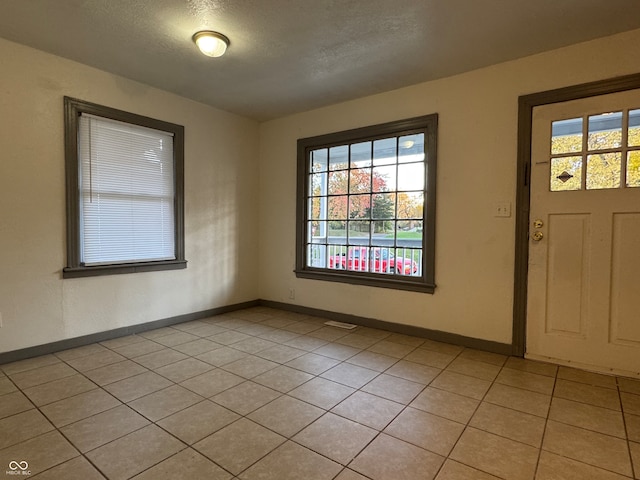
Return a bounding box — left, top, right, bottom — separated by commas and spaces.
0, 297, 515, 365
260, 300, 514, 356
0, 300, 259, 365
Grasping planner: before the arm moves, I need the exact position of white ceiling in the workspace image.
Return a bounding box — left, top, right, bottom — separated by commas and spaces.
1, 0, 640, 121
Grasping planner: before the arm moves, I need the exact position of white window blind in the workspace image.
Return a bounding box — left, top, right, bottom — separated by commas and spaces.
78, 113, 176, 265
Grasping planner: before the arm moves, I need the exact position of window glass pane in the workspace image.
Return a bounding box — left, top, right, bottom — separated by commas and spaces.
311, 149, 328, 172
373, 137, 397, 166
397, 192, 424, 219
349, 221, 371, 240
372, 165, 395, 192
586, 153, 621, 189
351, 141, 371, 167
349, 168, 371, 193
310, 172, 327, 196
398, 134, 424, 163
550, 156, 582, 191
551, 118, 582, 154
588, 112, 622, 150
395, 247, 421, 276
349, 194, 371, 219
309, 221, 326, 240
328, 171, 347, 195
371, 221, 393, 240
329, 145, 349, 170
629, 109, 640, 147
371, 193, 396, 219
328, 196, 347, 219
309, 197, 326, 220
627, 151, 640, 187
397, 163, 424, 191
329, 221, 347, 242
307, 244, 326, 268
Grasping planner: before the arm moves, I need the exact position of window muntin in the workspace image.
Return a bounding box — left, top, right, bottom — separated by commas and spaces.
296, 115, 437, 293
550, 109, 640, 191
64, 97, 186, 277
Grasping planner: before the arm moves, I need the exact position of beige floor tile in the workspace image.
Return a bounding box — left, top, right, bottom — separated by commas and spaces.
384, 407, 464, 456
255, 344, 307, 364
83, 359, 148, 386
22, 374, 97, 406
55, 343, 109, 362
445, 358, 500, 382
385, 333, 426, 348
103, 371, 174, 403
248, 395, 324, 437
334, 469, 370, 480
285, 352, 341, 375
0, 377, 17, 396
138, 327, 179, 340
386, 360, 441, 384
194, 418, 285, 475
221, 355, 279, 379
321, 363, 379, 388
451, 427, 538, 480
60, 404, 149, 452
41, 389, 121, 427
258, 329, 301, 344
335, 333, 380, 349
458, 349, 507, 367
65, 350, 126, 373
1, 354, 61, 375
195, 346, 248, 366
307, 326, 350, 342
188, 323, 228, 337
281, 321, 322, 335
112, 339, 166, 358
134, 348, 189, 369
345, 351, 398, 371
557, 366, 617, 389
86, 424, 185, 480
253, 365, 314, 392
171, 320, 209, 333
469, 402, 546, 447
128, 385, 203, 421
283, 335, 328, 351
619, 377, 640, 395
31, 455, 106, 480
158, 400, 239, 444
626, 413, 640, 442
435, 459, 502, 479
0, 409, 54, 449
549, 397, 626, 438
630, 442, 640, 479
430, 371, 491, 400
9, 362, 77, 389
0, 390, 34, 419
209, 330, 252, 345
233, 336, 278, 353
212, 381, 281, 415
235, 324, 276, 337
179, 368, 244, 397
314, 343, 361, 361
410, 386, 479, 424
100, 335, 147, 349
0, 431, 79, 477
154, 357, 213, 383
404, 348, 455, 369
131, 448, 232, 480
484, 383, 550, 417
622, 392, 640, 415
542, 420, 632, 476
503, 357, 558, 377
289, 377, 355, 409
153, 331, 200, 347
240, 441, 342, 480
554, 379, 621, 410
293, 412, 377, 465
495, 367, 555, 395
350, 433, 444, 480
332, 391, 403, 430
367, 340, 415, 359
420, 340, 464, 356
352, 326, 390, 339
362, 373, 425, 404
536, 450, 631, 480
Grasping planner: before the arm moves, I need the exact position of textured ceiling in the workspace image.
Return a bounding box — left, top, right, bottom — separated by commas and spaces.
1, 0, 640, 121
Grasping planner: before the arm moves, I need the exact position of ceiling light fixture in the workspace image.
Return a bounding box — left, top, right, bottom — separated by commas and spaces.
192, 30, 229, 57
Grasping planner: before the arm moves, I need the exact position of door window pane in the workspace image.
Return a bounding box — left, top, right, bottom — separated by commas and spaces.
588, 112, 622, 150
629, 109, 640, 147
552, 118, 582, 154
550, 156, 582, 191
586, 153, 621, 190
627, 151, 640, 187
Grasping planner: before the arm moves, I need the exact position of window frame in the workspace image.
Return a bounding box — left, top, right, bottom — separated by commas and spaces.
63, 97, 186, 278
295, 114, 438, 293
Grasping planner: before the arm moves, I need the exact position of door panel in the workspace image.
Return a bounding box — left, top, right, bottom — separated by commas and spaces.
526, 89, 640, 376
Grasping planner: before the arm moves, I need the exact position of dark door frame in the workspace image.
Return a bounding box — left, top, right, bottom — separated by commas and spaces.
511, 72, 640, 356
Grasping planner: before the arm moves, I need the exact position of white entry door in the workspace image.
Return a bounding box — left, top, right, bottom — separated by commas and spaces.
526, 89, 640, 376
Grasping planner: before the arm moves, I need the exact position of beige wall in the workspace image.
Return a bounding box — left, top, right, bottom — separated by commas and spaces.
0, 38, 260, 353
257, 29, 640, 345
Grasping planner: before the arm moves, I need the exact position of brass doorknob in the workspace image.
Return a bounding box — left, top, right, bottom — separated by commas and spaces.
533, 219, 544, 228
532, 231, 544, 241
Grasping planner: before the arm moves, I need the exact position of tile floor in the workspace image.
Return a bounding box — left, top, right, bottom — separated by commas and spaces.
1, 306, 639, 479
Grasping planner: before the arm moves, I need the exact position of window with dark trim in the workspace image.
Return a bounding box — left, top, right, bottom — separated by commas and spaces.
296, 114, 437, 293
63, 97, 186, 278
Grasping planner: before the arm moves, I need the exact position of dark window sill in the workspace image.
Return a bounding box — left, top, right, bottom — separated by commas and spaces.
295, 269, 435, 294
63, 260, 187, 278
